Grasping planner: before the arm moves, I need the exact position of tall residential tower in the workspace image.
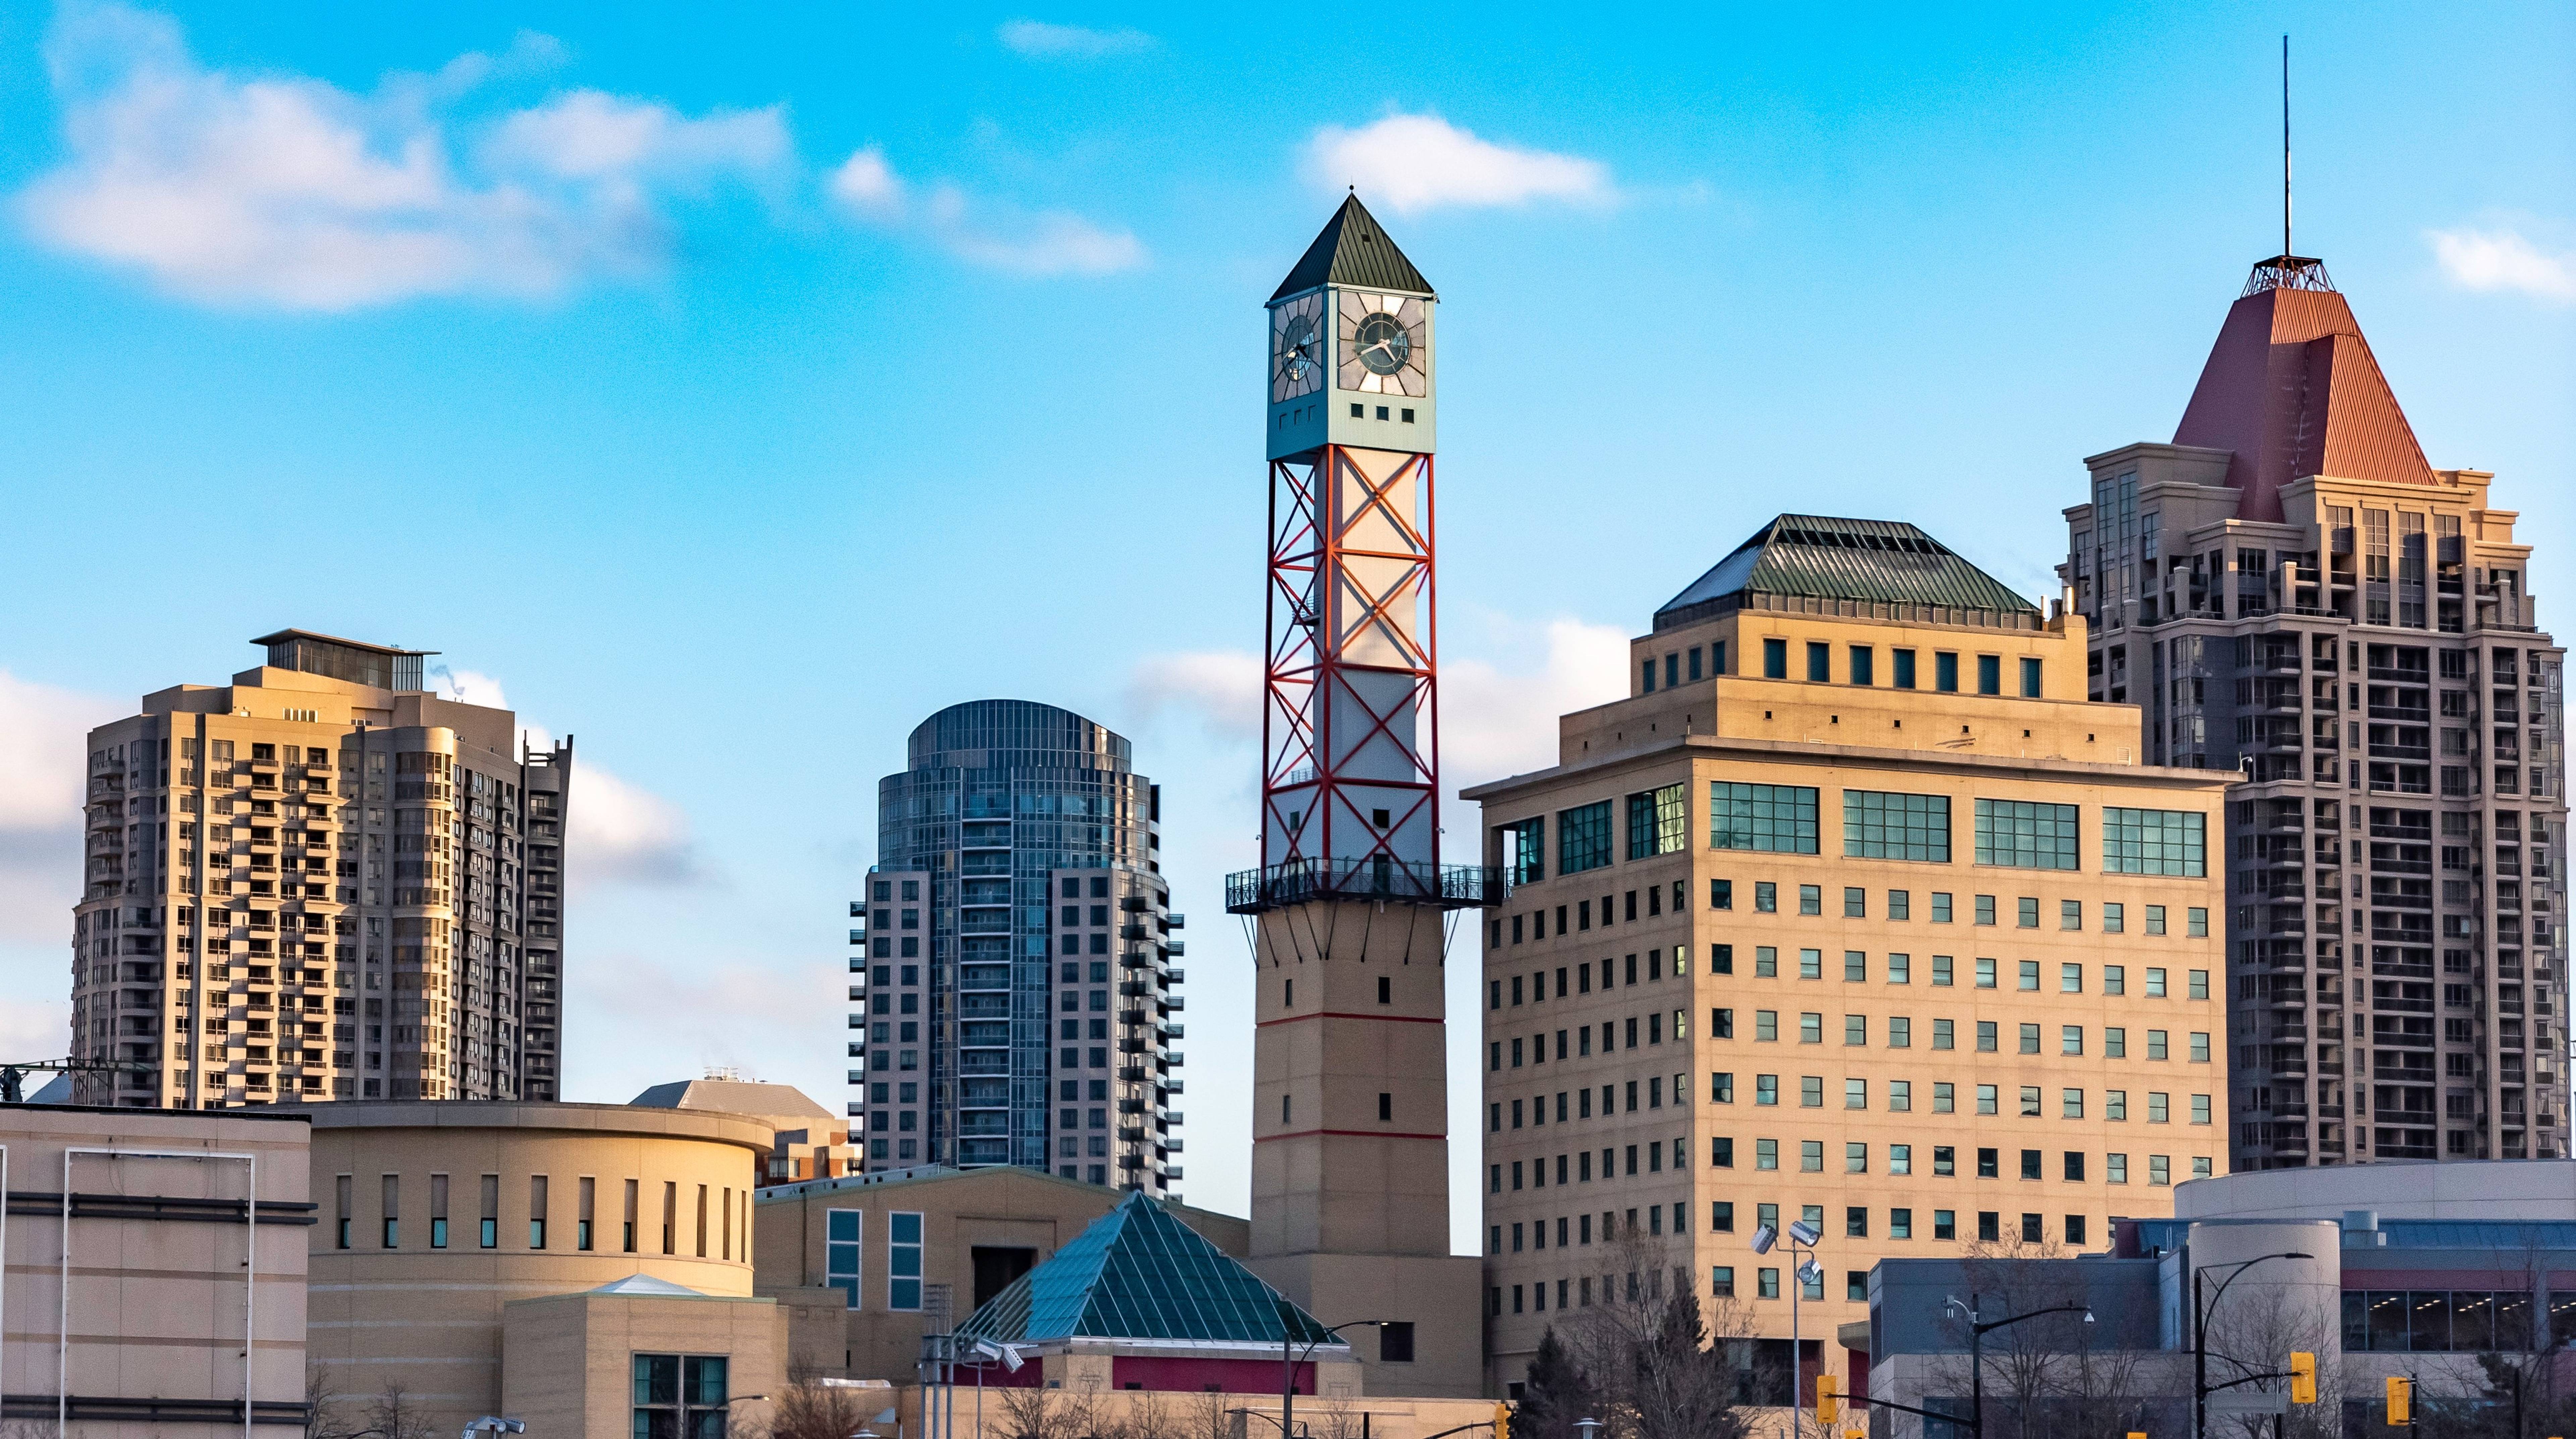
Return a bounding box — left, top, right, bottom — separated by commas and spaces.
2062, 255, 2567, 1167
72, 630, 568, 1108
855, 700, 1184, 1195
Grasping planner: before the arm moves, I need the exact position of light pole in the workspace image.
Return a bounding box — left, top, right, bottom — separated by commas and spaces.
1276, 1306, 1385, 1439
2192, 1252, 2312, 1439
1754, 1218, 1826, 1439
1943, 1294, 2094, 1439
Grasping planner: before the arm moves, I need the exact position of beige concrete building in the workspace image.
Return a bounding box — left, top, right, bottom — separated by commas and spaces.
755, 1163, 1248, 1380
297, 1099, 837, 1437
72, 629, 568, 1110
1464, 515, 2232, 1396
632, 1072, 860, 1182
0, 1102, 310, 1434
2060, 255, 2566, 1168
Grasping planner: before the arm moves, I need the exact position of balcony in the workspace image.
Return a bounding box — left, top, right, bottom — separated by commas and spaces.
1226, 859, 1508, 914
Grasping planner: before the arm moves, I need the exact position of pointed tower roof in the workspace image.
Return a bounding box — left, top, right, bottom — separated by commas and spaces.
2170, 257, 2434, 523
1270, 194, 1433, 302
1654, 515, 2040, 633
954, 1192, 1342, 1348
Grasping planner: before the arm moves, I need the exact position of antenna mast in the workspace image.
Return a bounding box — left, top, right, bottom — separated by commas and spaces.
2281, 34, 2292, 260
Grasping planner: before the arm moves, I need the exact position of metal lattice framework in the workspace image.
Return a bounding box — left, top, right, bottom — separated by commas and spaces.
1237, 444, 1491, 912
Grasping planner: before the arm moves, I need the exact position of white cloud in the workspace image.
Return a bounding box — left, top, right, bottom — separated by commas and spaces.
565, 758, 704, 889
20, 2, 789, 310
1125, 650, 1263, 741
0, 671, 125, 943
1441, 618, 1629, 788
564, 950, 839, 1102
1303, 113, 1613, 215
828, 147, 1145, 276
2430, 225, 2576, 303
997, 20, 1155, 58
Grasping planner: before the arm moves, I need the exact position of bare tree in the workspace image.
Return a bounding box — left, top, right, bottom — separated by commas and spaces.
305, 1360, 358, 1439
1552, 1230, 1761, 1439
768, 1379, 870, 1439
1113, 1390, 1182, 1439
1937, 1235, 2084, 1439
1186, 1390, 1234, 1439
362, 1385, 439, 1439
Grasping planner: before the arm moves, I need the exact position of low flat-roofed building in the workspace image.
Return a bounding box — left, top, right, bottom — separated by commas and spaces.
1863, 1159, 2576, 1435
296, 1099, 841, 1439
0, 1102, 312, 1436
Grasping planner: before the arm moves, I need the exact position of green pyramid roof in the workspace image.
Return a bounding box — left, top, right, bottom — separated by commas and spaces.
1270, 195, 1433, 303
955, 1192, 1341, 1348
1654, 514, 2040, 633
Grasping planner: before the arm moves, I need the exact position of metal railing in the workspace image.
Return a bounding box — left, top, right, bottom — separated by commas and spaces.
1226, 858, 1506, 914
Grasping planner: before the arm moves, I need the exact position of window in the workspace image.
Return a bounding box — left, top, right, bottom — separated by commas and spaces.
380, 1174, 398, 1249
1974, 894, 1996, 925
826, 1210, 862, 1308
1710, 783, 1819, 854
2191, 1094, 2211, 1125
2018, 896, 2041, 928
1889, 1017, 1911, 1048
2063, 1089, 2085, 1118
2107, 1089, 2128, 1120
1757, 1139, 1778, 1170
2149, 1155, 2171, 1186
1934, 1210, 1956, 1241
2061, 963, 2084, 994
2019, 960, 2040, 991
1936, 652, 1959, 691
1560, 802, 1612, 874
1890, 1078, 1913, 1109
889, 1212, 924, 1310
1808, 642, 1831, 683
480, 1173, 499, 1250
1756, 1011, 1777, 1041
1845, 1077, 1867, 1108
1977, 1021, 1997, 1052
1890, 891, 1912, 921
530, 1175, 548, 1250
2061, 900, 2082, 931
2148, 1030, 2168, 1060
1712, 1266, 1736, 1296
1974, 800, 2080, 870
1975, 655, 2001, 695
1380, 1322, 1415, 1363
2020, 657, 2043, 698
1932, 1019, 1954, 1050
1802, 1140, 1824, 1172
2148, 1093, 2169, 1123
2102, 808, 2207, 876
1801, 1076, 1824, 1107
2188, 971, 2210, 1001
2104, 965, 2125, 996
2107, 1154, 2128, 1184
1500, 818, 1546, 884
1977, 1085, 1998, 1115
1627, 784, 1688, 859
1756, 1075, 1778, 1105
1800, 949, 1823, 978
1845, 891, 1867, 920
2103, 902, 2124, 934
1889, 953, 1911, 984
2188, 907, 2209, 937
1756, 884, 1777, 914
2021, 1087, 2042, 1116
1764, 638, 1788, 679
1844, 791, 1952, 862
1932, 956, 1953, 987
2189, 1033, 2211, 1063
2063, 1026, 2084, 1056
1934, 1082, 1955, 1113
1851, 646, 1876, 685
632, 1354, 728, 1439
1847, 1143, 1868, 1174
1976, 959, 1997, 989
1801, 1013, 1823, 1044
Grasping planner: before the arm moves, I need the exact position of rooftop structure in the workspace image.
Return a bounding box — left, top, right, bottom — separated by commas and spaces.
1654, 514, 2044, 634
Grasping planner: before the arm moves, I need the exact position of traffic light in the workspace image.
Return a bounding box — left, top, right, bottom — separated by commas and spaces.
1817, 1375, 1841, 1426
2386, 1376, 2412, 1426
1492, 1401, 1510, 1439
2290, 1352, 2317, 1405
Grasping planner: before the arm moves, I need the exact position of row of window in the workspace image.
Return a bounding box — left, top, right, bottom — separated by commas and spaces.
1638, 639, 2043, 698
1487, 1136, 2211, 1193
1494, 1008, 2211, 1070
1495, 949, 2208, 1007
821, 1209, 926, 1311
1500, 792, 2205, 880
330, 1172, 746, 1261
1493, 881, 2210, 947
1498, 1073, 2212, 1129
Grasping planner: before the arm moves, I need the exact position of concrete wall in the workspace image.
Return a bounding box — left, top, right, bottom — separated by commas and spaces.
2176, 1159, 2576, 1221
501, 1290, 796, 1439
0, 1104, 310, 1439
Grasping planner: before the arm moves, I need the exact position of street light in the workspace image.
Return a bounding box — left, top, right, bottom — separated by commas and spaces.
1944, 1294, 2095, 1439
2192, 1252, 2313, 1439
1276, 1307, 1385, 1439
1753, 1221, 1827, 1439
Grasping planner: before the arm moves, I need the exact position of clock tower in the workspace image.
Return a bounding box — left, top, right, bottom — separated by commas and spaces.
1231, 196, 1494, 1400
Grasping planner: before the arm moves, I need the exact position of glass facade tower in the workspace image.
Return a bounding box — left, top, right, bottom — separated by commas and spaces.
853, 700, 1184, 1194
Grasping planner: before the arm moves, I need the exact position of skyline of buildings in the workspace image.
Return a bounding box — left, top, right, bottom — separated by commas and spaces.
71, 629, 569, 1109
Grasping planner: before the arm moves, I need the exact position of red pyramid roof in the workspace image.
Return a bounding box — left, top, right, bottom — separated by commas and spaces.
2171, 259, 2433, 522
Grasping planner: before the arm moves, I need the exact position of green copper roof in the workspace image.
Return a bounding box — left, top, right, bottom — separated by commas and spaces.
1655, 514, 2040, 632
1270, 195, 1433, 303
955, 1192, 1340, 1348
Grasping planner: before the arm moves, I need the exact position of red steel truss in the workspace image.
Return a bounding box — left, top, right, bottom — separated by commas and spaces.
1258, 445, 1441, 889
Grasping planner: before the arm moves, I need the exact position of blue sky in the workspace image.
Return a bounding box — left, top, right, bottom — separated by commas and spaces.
0, 1, 2566, 1246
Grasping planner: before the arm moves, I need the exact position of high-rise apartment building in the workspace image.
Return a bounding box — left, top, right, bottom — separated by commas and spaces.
2062, 254, 2568, 1167
72, 630, 570, 1108
853, 700, 1184, 1195
1466, 516, 2230, 1396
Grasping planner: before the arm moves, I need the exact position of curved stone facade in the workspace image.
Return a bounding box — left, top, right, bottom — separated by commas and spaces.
295, 1101, 774, 1430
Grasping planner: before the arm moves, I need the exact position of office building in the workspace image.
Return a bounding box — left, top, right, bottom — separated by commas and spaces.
1225, 196, 1495, 1401
1465, 514, 2232, 1396
2061, 253, 2568, 1166
72, 629, 568, 1109
854, 700, 1184, 1193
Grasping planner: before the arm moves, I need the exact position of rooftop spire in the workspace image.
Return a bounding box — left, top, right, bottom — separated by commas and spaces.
1268, 193, 1433, 302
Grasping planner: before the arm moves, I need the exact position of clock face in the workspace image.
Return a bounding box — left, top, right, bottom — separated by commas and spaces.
1337, 291, 1427, 397
1271, 293, 1325, 402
